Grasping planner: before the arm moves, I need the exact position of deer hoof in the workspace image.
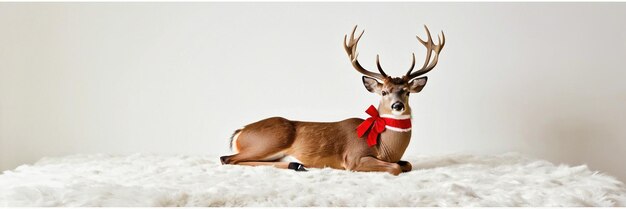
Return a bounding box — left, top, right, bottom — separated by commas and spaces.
220, 156, 231, 165
397, 160, 412, 172
288, 162, 307, 172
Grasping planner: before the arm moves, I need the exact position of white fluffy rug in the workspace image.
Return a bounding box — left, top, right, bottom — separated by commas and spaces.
0, 153, 625, 207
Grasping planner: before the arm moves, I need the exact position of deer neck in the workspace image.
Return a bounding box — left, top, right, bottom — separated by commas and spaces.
376, 107, 412, 162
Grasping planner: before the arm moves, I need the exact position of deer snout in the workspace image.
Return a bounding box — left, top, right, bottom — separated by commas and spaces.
391, 102, 405, 112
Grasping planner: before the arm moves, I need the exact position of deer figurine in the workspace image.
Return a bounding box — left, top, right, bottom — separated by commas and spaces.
220, 25, 445, 175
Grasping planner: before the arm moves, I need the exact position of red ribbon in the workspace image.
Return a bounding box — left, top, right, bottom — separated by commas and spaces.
356, 105, 412, 147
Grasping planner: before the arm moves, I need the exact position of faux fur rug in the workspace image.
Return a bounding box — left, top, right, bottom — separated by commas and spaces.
0, 153, 625, 207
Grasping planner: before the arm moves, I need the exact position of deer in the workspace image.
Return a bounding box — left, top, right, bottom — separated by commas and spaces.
220, 25, 445, 175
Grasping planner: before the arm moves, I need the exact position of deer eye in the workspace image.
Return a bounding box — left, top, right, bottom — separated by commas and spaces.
381, 91, 388, 96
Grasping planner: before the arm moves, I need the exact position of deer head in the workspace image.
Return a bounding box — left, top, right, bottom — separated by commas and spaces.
344, 25, 445, 116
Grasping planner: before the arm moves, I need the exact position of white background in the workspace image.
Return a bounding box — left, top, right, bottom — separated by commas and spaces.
1, 3, 625, 181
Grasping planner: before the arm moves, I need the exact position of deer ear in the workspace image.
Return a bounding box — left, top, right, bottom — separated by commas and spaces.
409, 77, 428, 93
362, 76, 382, 93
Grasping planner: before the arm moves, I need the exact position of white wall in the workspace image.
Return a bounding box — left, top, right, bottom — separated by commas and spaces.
1, 3, 625, 181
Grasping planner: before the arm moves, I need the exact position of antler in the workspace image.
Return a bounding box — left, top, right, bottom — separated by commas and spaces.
405, 25, 445, 80
344, 25, 388, 80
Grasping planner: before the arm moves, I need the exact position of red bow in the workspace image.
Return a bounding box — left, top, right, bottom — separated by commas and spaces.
356, 105, 412, 147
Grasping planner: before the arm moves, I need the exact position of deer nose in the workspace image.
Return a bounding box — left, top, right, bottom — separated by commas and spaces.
391, 102, 405, 111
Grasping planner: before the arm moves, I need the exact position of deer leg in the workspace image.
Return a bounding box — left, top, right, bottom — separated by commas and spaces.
220, 152, 274, 165
397, 160, 412, 172
220, 151, 307, 171
353, 156, 402, 176
220, 146, 287, 165
235, 161, 307, 171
